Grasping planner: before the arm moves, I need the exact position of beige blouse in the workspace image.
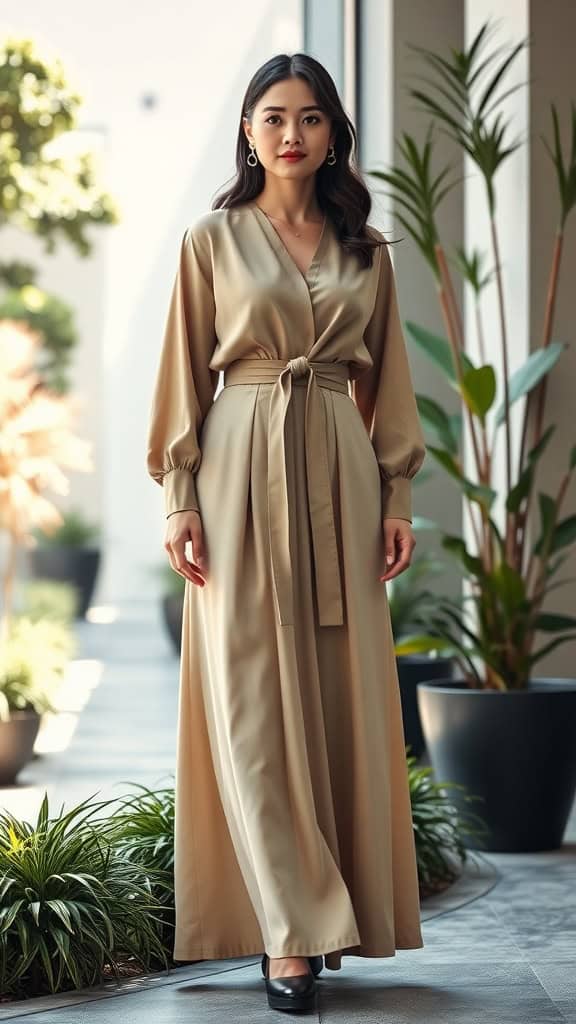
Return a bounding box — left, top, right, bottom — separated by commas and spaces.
146, 201, 426, 524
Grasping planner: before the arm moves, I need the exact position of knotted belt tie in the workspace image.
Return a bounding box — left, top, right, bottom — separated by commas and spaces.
223, 357, 350, 627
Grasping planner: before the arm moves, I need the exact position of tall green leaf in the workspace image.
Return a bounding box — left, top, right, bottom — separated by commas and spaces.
494, 342, 565, 425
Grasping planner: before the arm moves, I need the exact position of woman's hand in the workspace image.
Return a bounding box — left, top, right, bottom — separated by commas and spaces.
379, 518, 416, 583
164, 510, 208, 587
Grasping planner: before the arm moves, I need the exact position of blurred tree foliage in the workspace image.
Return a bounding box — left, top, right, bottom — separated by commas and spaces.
0, 36, 120, 259
0, 37, 120, 390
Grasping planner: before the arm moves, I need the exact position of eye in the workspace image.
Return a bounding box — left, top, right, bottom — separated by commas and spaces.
264, 114, 321, 125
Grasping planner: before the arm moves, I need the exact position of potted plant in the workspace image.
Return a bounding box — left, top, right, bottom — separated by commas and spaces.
0, 615, 74, 784
389, 540, 455, 758
372, 20, 576, 851
30, 506, 102, 619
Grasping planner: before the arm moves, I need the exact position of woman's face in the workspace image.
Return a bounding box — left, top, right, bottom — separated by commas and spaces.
243, 77, 334, 181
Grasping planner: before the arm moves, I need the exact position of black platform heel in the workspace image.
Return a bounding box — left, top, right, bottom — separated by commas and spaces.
260, 952, 324, 978
262, 953, 318, 1012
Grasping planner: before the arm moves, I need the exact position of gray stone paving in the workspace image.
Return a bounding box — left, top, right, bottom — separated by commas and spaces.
1, 599, 574, 1022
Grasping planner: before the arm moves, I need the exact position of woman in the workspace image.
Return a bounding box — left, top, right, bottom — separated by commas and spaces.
147, 51, 426, 1014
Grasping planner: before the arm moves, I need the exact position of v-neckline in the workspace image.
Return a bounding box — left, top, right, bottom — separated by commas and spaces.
250, 201, 328, 285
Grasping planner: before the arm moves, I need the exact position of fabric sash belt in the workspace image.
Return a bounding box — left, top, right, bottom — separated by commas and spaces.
223, 357, 350, 628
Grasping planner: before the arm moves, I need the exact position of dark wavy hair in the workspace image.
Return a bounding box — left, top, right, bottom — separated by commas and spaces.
211, 52, 389, 269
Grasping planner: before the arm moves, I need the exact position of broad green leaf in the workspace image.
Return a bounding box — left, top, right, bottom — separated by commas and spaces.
426, 445, 463, 480
550, 515, 576, 553
416, 394, 460, 453
405, 320, 476, 382
533, 612, 576, 631
533, 493, 557, 556
461, 364, 496, 419
442, 535, 485, 576
506, 467, 531, 513
426, 446, 497, 508
494, 342, 565, 425
394, 634, 453, 656
462, 481, 497, 509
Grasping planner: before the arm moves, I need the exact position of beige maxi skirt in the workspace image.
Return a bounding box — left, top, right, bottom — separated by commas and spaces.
172, 356, 424, 972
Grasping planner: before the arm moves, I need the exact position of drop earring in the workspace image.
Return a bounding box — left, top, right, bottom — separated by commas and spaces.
247, 142, 258, 167
326, 145, 336, 166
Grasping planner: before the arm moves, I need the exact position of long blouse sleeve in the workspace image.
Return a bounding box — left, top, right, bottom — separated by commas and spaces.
352, 235, 426, 522
146, 225, 219, 518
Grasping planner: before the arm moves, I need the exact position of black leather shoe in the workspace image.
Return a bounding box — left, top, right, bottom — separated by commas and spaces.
261, 952, 323, 978
262, 954, 318, 1012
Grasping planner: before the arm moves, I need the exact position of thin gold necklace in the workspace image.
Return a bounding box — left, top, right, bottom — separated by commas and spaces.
259, 208, 324, 239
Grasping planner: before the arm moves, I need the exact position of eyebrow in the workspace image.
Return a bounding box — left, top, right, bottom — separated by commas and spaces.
261, 105, 322, 113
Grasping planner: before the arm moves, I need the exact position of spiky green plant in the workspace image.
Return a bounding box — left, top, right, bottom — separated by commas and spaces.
408, 751, 489, 895
0, 792, 171, 999
105, 783, 175, 950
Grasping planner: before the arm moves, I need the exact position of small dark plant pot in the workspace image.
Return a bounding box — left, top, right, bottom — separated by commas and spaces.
417, 677, 576, 852
0, 710, 42, 784
396, 655, 454, 759
162, 592, 184, 654
29, 546, 101, 619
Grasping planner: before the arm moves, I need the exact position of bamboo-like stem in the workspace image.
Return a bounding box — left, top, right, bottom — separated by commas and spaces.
521, 469, 570, 670
473, 297, 494, 573
474, 298, 487, 366
435, 245, 484, 481
532, 231, 563, 444
489, 216, 513, 567
440, 246, 465, 351
516, 231, 563, 576
463, 492, 484, 566
436, 245, 493, 571
435, 286, 484, 558
525, 468, 570, 606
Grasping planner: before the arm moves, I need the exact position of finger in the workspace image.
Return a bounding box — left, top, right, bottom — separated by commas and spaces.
167, 550, 205, 586
177, 557, 207, 585
190, 532, 209, 577
379, 549, 413, 582
166, 540, 206, 585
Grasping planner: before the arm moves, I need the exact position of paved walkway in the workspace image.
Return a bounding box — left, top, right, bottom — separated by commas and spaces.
1, 600, 574, 1022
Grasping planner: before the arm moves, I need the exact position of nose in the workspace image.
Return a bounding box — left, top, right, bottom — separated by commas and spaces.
283, 124, 303, 145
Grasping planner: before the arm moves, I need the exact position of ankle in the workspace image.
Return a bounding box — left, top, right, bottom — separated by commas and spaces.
268, 954, 310, 978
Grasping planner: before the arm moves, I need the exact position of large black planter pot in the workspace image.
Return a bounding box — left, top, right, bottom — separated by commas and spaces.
396, 655, 454, 759
162, 592, 184, 654
417, 677, 576, 852
29, 546, 101, 619
0, 710, 41, 784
